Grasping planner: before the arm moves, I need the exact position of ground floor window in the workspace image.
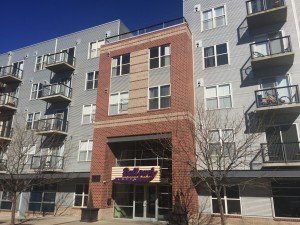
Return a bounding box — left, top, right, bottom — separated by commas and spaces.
28, 184, 57, 213
272, 181, 300, 218
113, 184, 172, 220
74, 184, 89, 207
211, 185, 241, 215
0, 191, 12, 210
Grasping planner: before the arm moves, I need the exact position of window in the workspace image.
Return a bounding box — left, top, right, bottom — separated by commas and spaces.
204, 43, 228, 68
24, 145, 36, 164
30, 83, 43, 100
35, 55, 48, 71
74, 184, 89, 207
149, 85, 171, 110
211, 186, 241, 215
86, 71, 99, 90
205, 84, 232, 109
109, 92, 128, 115
112, 54, 130, 76
82, 104, 96, 124
28, 184, 57, 213
26, 112, 41, 130
208, 129, 235, 156
150, 45, 171, 69
0, 192, 12, 210
202, 6, 226, 31
78, 140, 93, 161
89, 40, 104, 58
272, 181, 300, 218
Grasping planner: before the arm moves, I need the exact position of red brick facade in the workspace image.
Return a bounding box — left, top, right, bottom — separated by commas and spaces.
90, 24, 198, 215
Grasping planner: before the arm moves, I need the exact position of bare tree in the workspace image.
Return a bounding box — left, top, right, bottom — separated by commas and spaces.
148, 105, 267, 225
0, 114, 67, 225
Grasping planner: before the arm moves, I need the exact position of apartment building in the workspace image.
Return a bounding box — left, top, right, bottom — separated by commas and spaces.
0, 20, 129, 215
90, 18, 197, 221
184, 0, 300, 224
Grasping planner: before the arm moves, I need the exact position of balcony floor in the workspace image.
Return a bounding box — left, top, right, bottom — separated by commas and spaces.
0, 75, 22, 84
45, 62, 75, 73
262, 162, 300, 167
39, 95, 71, 103
247, 6, 287, 29
35, 130, 68, 136
0, 105, 17, 111
256, 103, 300, 114
251, 52, 294, 70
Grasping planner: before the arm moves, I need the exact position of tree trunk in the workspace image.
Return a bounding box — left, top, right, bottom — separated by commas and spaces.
10, 193, 17, 225
217, 194, 226, 225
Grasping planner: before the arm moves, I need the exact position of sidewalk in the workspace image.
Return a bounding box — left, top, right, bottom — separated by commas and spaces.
0, 215, 163, 225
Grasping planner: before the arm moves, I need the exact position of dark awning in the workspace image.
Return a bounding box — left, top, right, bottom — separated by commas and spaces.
107, 133, 171, 143
0, 172, 90, 180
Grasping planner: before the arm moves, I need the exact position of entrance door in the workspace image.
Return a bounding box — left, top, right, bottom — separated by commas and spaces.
134, 185, 157, 220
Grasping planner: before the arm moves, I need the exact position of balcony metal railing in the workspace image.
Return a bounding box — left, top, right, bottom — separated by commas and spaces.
0, 127, 13, 139
255, 85, 300, 108
0, 94, 18, 108
31, 155, 64, 170
105, 17, 188, 44
36, 118, 68, 133
40, 83, 72, 99
0, 65, 23, 80
45, 51, 76, 68
250, 36, 292, 59
0, 159, 7, 171
261, 142, 300, 163
246, 0, 285, 15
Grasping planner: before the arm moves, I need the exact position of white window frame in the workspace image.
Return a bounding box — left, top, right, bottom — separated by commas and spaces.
24, 145, 37, 164
149, 45, 171, 70
208, 128, 235, 156
148, 84, 171, 110
26, 112, 41, 130
74, 183, 89, 207
78, 140, 93, 162
81, 104, 96, 124
201, 5, 227, 31
111, 54, 130, 77
35, 54, 48, 71
85, 71, 99, 90
0, 191, 12, 210
88, 40, 104, 59
203, 42, 229, 69
205, 83, 232, 110
30, 83, 43, 100
109, 92, 129, 115
211, 186, 241, 215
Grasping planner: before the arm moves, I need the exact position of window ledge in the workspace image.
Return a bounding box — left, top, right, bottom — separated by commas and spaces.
149, 65, 170, 71
108, 113, 128, 117
147, 107, 171, 112
211, 213, 241, 218
204, 63, 229, 70
111, 74, 129, 78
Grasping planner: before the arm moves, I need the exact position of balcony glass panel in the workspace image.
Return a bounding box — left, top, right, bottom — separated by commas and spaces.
246, 0, 285, 15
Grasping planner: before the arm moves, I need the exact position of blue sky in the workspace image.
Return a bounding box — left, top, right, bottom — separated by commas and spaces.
0, 0, 182, 54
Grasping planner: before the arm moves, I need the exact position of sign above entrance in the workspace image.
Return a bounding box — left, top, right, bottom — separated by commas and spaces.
112, 166, 160, 183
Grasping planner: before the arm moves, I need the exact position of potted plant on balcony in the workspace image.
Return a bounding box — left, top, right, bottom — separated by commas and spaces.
80, 190, 99, 222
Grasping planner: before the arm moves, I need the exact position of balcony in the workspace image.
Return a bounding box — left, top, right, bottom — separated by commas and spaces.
261, 142, 300, 167
0, 127, 12, 142
35, 118, 68, 136
246, 0, 287, 29
31, 155, 64, 172
0, 94, 18, 111
250, 36, 294, 70
0, 159, 7, 173
0, 65, 23, 84
44, 52, 75, 73
39, 83, 72, 103
255, 85, 300, 113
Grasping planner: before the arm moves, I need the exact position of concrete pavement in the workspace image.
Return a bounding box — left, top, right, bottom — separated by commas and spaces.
0, 214, 164, 225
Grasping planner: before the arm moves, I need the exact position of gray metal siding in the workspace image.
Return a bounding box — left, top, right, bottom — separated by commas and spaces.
184, 0, 300, 171
0, 20, 121, 173
149, 66, 171, 87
